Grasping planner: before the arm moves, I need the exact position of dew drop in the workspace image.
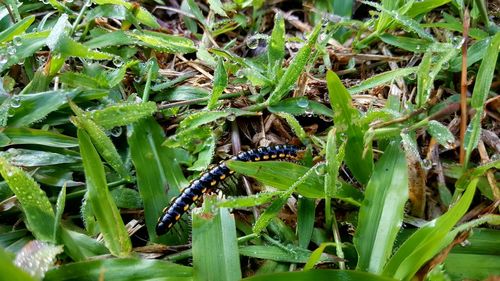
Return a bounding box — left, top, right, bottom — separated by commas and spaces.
246, 36, 259, 50
0, 54, 7, 64
112, 57, 124, 67
110, 127, 122, 137
13, 36, 22, 46
226, 113, 236, 122
7, 45, 16, 55
10, 96, 21, 108
296, 98, 309, 108
422, 159, 433, 171
408, 72, 417, 80
491, 153, 500, 161
235, 69, 245, 79
133, 76, 142, 83
315, 163, 326, 176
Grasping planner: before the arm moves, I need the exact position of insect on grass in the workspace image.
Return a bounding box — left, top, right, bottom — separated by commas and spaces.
156, 144, 303, 235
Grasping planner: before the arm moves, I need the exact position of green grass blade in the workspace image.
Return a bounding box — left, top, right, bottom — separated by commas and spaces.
127, 30, 197, 54
268, 97, 334, 118
207, 59, 228, 110
327, 70, 373, 184
348, 67, 418, 94
44, 258, 193, 281
226, 160, 363, 204
304, 242, 336, 270
78, 129, 132, 257
128, 118, 188, 244
0, 15, 35, 43
0, 157, 55, 242
7, 90, 77, 127
267, 23, 321, 105
464, 32, 500, 167
364, 1, 435, 41
59, 228, 109, 262
427, 120, 455, 148
0, 128, 78, 148
53, 185, 66, 242
354, 141, 408, 273
242, 269, 398, 281
192, 197, 241, 281
383, 179, 478, 280
70, 102, 130, 181
89, 101, 157, 129
268, 12, 285, 80
93, 0, 160, 28
275, 112, 308, 144
297, 197, 316, 249
239, 245, 333, 264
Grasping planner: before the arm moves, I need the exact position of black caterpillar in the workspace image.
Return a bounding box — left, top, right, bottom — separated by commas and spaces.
156, 144, 301, 235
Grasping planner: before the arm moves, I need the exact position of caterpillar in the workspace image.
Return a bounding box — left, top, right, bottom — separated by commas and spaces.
156, 144, 302, 235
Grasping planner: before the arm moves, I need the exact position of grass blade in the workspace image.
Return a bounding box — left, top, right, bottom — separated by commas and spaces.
267, 23, 321, 105
327, 70, 373, 184
44, 258, 193, 281
354, 141, 408, 273
207, 59, 228, 110
89, 101, 157, 129
0, 128, 78, 148
70, 102, 130, 181
348, 67, 418, 94
268, 12, 285, 80
226, 160, 363, 204
128, 118, 188, 244
192, 196, 241, 281
383, 178, 478, 280
0, 157, 55, 242
242, 269, 398, 281
464, 32, 500, 167
78, 129, 132, 257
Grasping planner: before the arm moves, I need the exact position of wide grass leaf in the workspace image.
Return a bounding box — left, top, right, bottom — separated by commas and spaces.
0, 128, 78, 148
128, 30, 197, 54
382, 179, 478, 280
78, 129, 132, 257
0, 157, 55, 242
242, 269, 398, 281
7, 90, 79, 127
354, 141, 408, 273
88, 101, 157, 129
226, 160, 363, 204
239, 245, 333, 264
128, 118, 188, 244
192, 197, 241, 281
44, 258, 193, 281
70, 102, 130, 180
